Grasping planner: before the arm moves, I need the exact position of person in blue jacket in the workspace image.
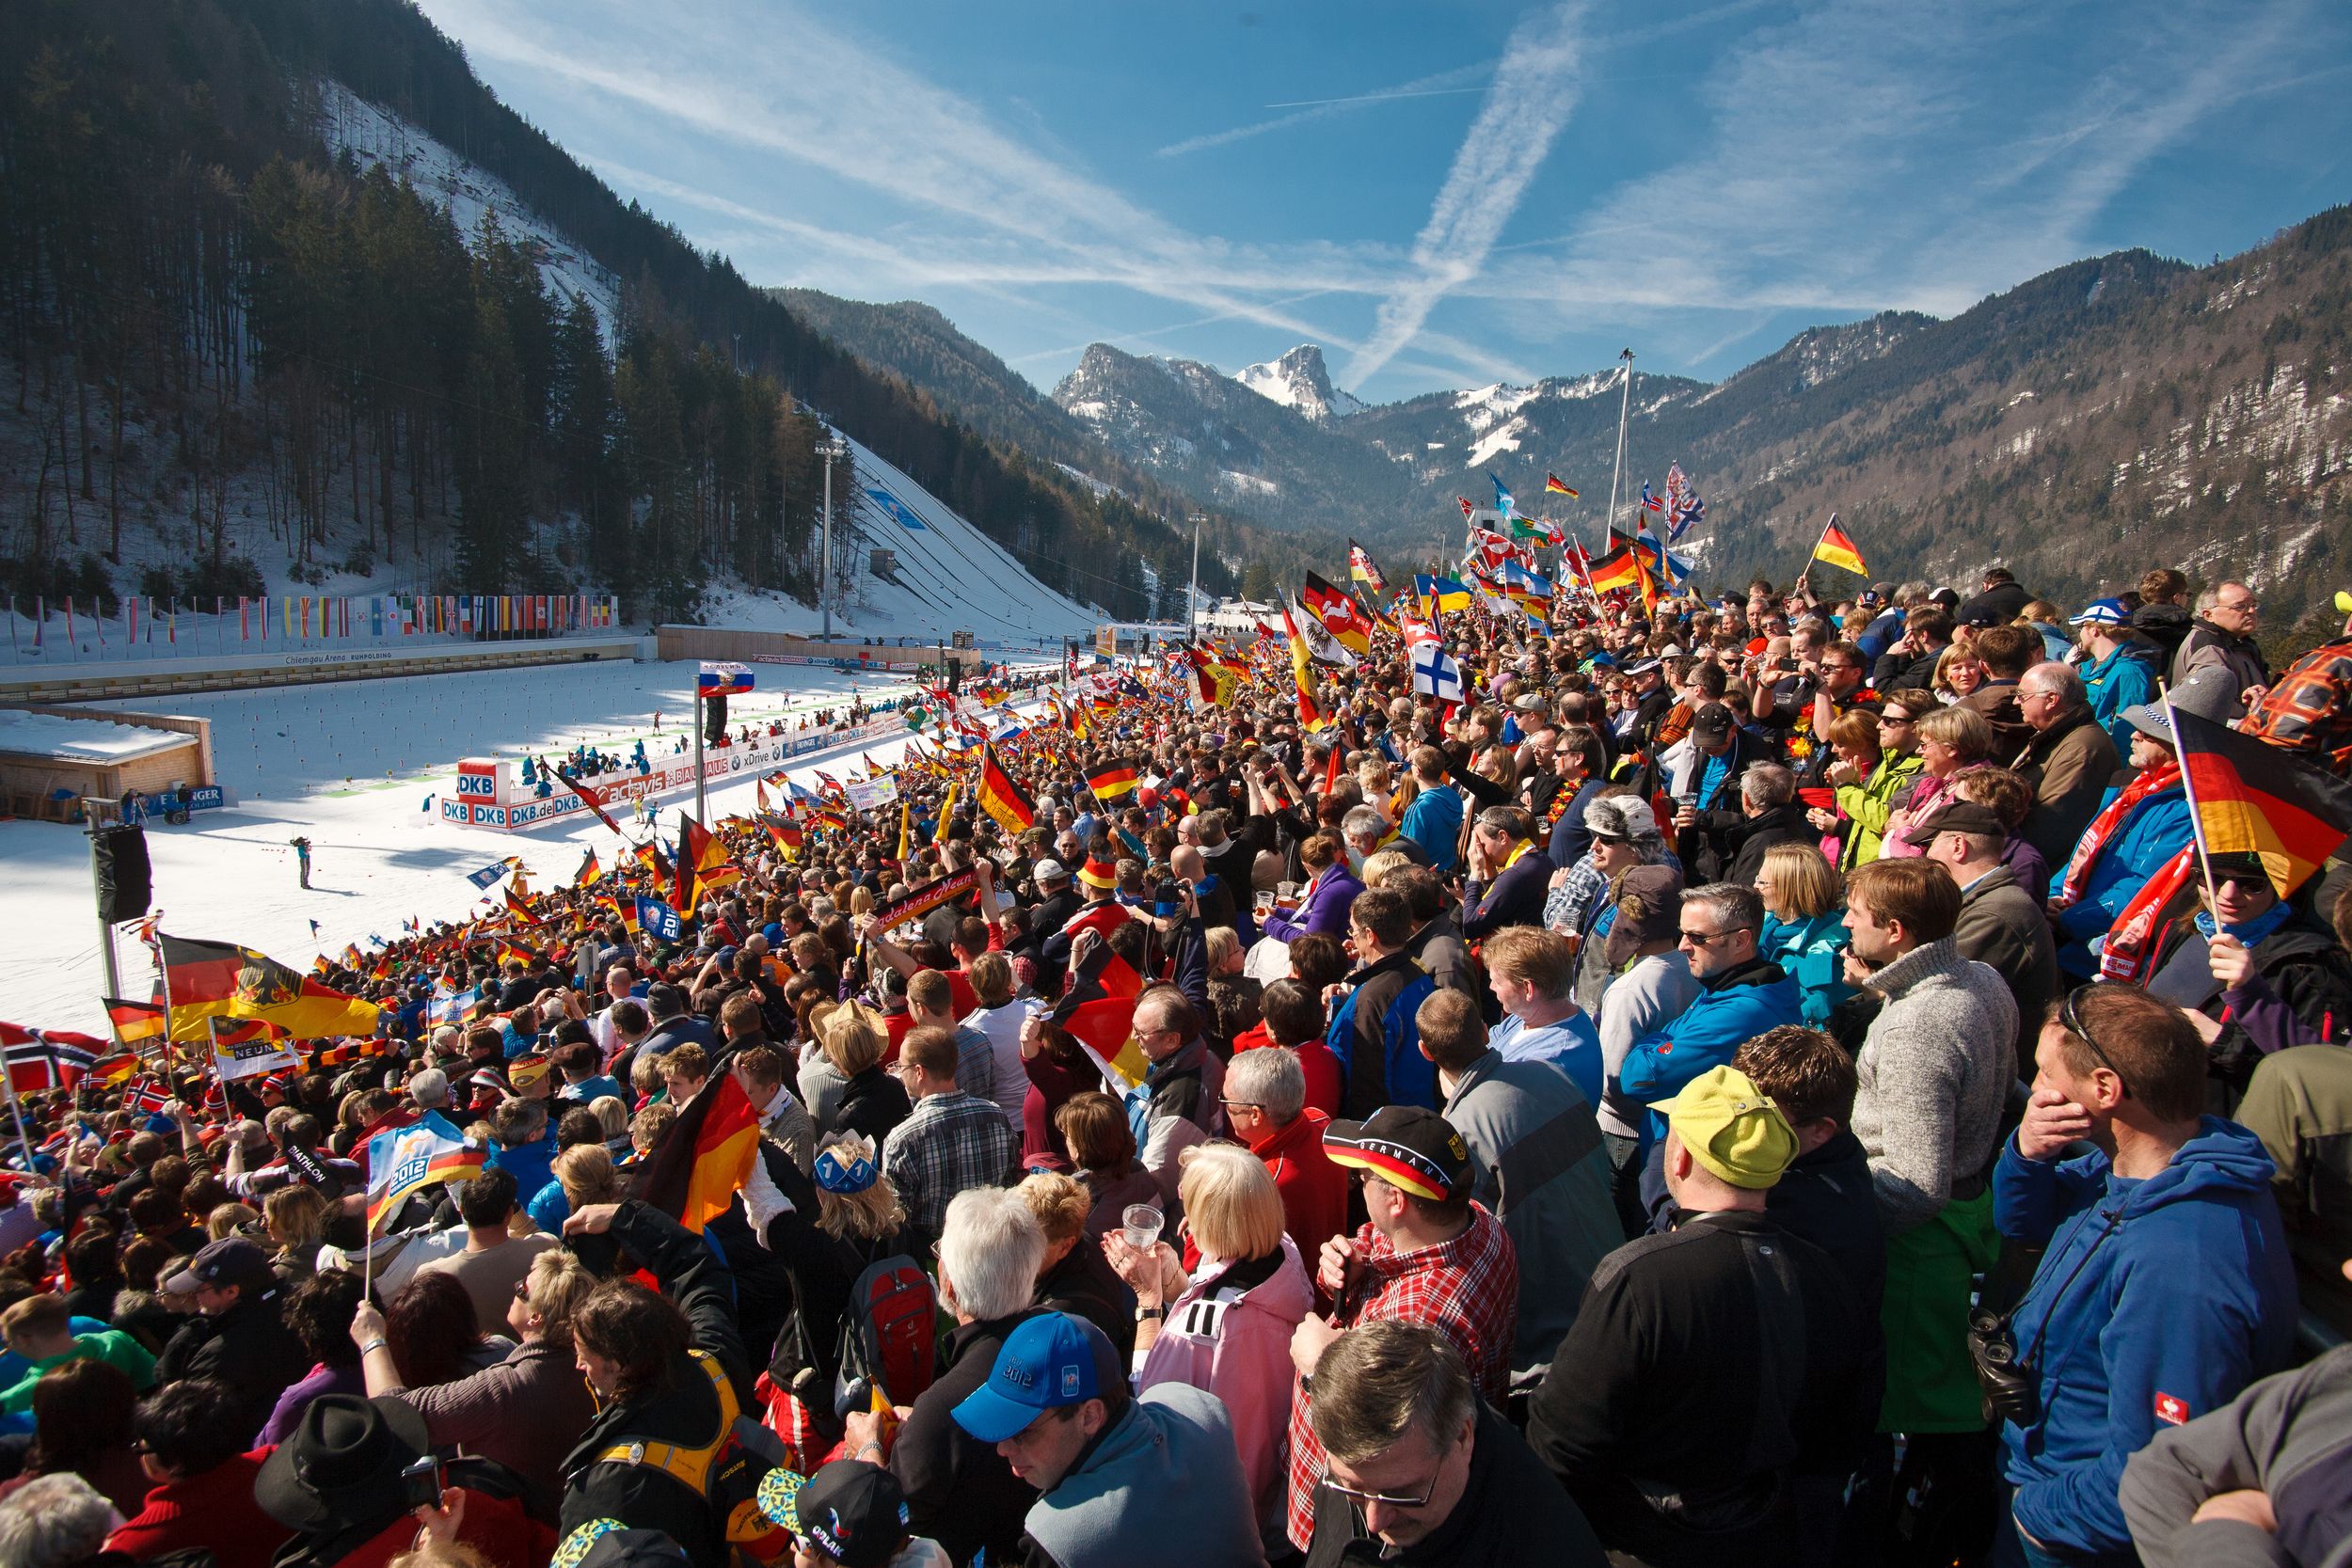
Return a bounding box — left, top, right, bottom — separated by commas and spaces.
1753, 841, 1853, 1026
1397, 745, 1464, 872
2049, 703, 2196, 978
1993, 983, 2297, 1568
1617, 883, 1804, 1153
2072, 600, 2162, 758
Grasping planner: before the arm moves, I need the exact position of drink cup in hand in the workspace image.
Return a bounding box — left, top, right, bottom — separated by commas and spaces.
1121, 1203, 1163, 1255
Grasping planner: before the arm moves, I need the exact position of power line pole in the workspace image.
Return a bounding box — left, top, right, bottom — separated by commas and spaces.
1186, 514, 1204, 639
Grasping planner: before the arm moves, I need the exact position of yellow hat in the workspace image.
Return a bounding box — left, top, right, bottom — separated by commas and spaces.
2335, 589, 2352, 616
1655, 1066, 1798, 1190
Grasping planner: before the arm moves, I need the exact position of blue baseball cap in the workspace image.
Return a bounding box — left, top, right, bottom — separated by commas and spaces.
950, 1313, 1115, 1443
2070, 597, 2127, 626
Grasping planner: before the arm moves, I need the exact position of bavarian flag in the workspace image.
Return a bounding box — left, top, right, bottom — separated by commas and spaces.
1545, 472, 1579, 498
1812, 514, 1868, 576
2169, 704, 2352, 897
1087, 758, 1140, 801
155, 933, 379, 1043
633, 1069, 761, 1233
977, 742, 1037, 835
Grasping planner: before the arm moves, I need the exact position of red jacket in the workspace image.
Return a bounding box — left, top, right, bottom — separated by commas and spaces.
105, 1452, 282, 1568
1232, 1026, 1343, 1118
1246, 1107, 1348, 1264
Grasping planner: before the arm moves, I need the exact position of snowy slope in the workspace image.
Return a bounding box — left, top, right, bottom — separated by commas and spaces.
3, 659, 1034, 1037
314, 81, 1100, 645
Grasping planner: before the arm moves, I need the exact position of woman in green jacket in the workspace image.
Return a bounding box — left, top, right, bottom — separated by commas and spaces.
1811, 704, 1925, 868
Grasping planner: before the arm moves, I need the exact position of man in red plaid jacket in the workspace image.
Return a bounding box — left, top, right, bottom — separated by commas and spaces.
1283, 1105, 1518, 1551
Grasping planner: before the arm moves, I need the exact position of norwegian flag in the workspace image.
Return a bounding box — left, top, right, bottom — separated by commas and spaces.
125, 1077, 174, 1116
1640, 481, 1664, 515
0, 1024, 103, 1093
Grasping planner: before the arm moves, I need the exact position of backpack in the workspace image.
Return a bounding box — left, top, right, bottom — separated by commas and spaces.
833, 1252, 937, 1419
596, 1348, 796, 1564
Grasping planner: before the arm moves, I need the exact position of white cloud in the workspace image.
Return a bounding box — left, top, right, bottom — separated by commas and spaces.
1341, 1, 1592, 388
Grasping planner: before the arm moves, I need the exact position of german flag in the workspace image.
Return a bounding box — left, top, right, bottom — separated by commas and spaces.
1585, 544, 1651, 596
633, 1069, 761, 1232
496, 937, 548, 971
503, 888, 544, 927
1811, 515, 1867, 576
596, 890, 641, 936
558, 772, 623, 834
574, 848, 602, 887
342, 942, 366, 971
155, 933, 379, 1042
633, 839, 673, 883
677, 816, 740, 914
2170, 705, 2352, 897
762, 816, 804, 859
1280, 602, 1328, 732
103, 997, 167, 1048
977, 742, 1036, 835
1086, 759, 1140, 801
1049, 942, 1150, 1092
1545, 472, 1579, 498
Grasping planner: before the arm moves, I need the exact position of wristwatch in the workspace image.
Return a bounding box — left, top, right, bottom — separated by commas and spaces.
1136, 1304, 1165, 1322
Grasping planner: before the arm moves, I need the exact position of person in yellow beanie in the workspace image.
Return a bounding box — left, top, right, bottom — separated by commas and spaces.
1526, 1064, 1883, 1568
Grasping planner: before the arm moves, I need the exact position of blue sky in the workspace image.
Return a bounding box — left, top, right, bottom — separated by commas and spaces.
418, 0, 2352, 404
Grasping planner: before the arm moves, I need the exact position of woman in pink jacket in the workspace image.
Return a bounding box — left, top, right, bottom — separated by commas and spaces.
1105, 1143, 1313, 1554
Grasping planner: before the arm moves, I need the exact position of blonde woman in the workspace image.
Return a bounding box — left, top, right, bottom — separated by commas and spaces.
1882, 705, 1994, 860
1754, 841, 1854, 1026
354, 1245, 599, 1510
818, 1002, 912, 1144
761, 1133, 911, 1407
1017, 1172, 1136, 1362
1104, 1144, 1312, 1551
262, 1185, 328, 1281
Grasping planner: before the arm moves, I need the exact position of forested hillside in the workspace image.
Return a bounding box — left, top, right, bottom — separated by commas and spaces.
0, 0, 1216, 624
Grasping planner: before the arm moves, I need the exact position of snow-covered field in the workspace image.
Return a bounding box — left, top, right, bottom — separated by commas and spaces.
1, 659, 1000, 1037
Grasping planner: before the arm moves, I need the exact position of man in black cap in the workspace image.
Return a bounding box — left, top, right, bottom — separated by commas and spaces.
154, 1237, 308, 1439
1284, 1105, 1518, 1552
761, 1457, 949, 1567
1672, 704, 1769, 884
1911, 800, 2060, 1076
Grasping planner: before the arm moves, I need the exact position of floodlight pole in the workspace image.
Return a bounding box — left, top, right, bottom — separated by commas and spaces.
818, 434, 851, 641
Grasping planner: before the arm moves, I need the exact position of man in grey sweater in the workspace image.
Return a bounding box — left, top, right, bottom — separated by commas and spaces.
1840, 857, 2017, 1554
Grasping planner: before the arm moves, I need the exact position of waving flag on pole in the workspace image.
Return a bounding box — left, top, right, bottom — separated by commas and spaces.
1811, 515, 1869, 576
1409, 642, 1468, 705
1545, 473, 1579, 498
1489, 473, 1516, 518
366, 1112, 486, 1234
696, 661, 754, 695
977, 742, 1038, 835
1347, 540, 1389, 595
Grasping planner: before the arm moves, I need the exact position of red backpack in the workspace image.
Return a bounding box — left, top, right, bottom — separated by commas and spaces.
833, 1253, 937, 1418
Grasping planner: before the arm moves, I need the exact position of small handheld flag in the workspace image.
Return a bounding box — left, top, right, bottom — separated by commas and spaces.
635, 895, 683, 942
1811, 515, 1868, 577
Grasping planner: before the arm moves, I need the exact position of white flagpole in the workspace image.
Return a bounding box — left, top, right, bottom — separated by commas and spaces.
1602, 348, 1634, 556
2158, 683, 2224, 914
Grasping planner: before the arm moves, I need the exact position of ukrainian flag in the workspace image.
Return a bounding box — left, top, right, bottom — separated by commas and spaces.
1413, 575, 1472, 614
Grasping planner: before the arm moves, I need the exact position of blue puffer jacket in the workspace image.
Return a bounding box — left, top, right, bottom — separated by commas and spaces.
2082, 641, 2160, 758
1617, 957, 1804, 1150
2051, 787, 2193, 974
1758, 911, 1853, 1026
1994, 1118, 2297, 1557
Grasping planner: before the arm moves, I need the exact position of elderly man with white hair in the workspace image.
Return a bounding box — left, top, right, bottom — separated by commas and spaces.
2011, 659, 2121, 867
844, 1186, 1048, 1568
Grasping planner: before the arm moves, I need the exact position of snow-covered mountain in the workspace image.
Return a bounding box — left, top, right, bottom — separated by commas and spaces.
1233, 345, 1364, 423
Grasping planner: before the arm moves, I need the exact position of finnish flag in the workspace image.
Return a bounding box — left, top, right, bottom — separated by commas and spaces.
1411, 644, 1466, 704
